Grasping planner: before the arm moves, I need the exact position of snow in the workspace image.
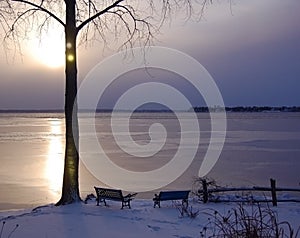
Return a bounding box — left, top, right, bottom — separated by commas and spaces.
0, 199, 299, 238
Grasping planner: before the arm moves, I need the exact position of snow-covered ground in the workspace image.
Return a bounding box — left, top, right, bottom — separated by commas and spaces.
0, 199, 299, 238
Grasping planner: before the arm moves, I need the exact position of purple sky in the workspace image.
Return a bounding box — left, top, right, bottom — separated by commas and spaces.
0, 0, 299, 109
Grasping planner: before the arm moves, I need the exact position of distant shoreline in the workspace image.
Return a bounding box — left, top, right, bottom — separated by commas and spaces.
193, 106, 300, 113
0, 106, 300, 113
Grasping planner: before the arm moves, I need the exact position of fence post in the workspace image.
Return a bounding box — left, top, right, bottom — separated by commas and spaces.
202, 179, 208, 203
270, 178, 277, 206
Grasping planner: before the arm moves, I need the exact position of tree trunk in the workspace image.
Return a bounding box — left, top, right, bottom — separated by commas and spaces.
56, 0, 81, 205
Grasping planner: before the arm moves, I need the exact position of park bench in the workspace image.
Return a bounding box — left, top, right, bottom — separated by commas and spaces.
94, 187, 137, 209
153, 190, 190, 208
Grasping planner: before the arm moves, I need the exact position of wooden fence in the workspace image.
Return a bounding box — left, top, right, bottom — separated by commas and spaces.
197, 178, 300, 206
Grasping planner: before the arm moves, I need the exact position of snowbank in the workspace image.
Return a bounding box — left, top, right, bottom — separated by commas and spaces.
0, 199, 299, 238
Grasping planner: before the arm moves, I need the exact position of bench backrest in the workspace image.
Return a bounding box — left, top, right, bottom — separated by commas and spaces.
159, 190, 190, 200
94, 187, 123, 200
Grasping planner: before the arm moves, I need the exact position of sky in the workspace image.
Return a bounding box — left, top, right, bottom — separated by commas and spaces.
0, 0, 299, 110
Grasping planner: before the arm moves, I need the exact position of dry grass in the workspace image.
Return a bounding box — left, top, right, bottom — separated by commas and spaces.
200, 203, 299, 238
0, 221, 19, 238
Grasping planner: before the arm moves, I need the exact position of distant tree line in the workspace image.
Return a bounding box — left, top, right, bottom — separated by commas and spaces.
1, 106, 300, 113
193, 106, 300, 112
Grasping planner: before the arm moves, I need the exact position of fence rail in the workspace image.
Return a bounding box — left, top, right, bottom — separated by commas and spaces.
197, 178, 300, 206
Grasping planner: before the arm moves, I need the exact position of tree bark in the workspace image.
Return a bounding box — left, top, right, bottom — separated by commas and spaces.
56, 0, 81, 205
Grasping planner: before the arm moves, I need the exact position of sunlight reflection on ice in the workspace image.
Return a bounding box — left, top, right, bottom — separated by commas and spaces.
45, 119, 64, 196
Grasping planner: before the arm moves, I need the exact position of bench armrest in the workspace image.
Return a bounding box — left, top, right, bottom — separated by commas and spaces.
123, 193, 138, 199
153, 193, 159, 201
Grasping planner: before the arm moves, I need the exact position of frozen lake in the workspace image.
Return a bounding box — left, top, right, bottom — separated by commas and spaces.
0, 112, 299, 210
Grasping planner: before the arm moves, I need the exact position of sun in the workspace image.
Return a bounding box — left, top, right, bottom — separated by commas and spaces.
28, 27, 65, 68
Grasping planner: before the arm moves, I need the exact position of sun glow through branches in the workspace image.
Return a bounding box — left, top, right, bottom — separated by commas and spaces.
28, 27, 65, 68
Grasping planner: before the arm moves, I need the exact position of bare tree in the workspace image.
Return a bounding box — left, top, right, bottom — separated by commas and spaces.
0, 0, 210, 205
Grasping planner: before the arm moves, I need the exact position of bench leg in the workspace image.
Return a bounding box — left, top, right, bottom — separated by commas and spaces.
121, 201, 131, 209
182, 199, 188, 209
96, 198, 107, 206
153, 200, 160, 208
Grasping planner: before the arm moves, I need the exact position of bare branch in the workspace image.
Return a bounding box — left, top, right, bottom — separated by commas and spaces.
11, 0, 65, 26
77, 0, 124, 33
1, 0, 214, 58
